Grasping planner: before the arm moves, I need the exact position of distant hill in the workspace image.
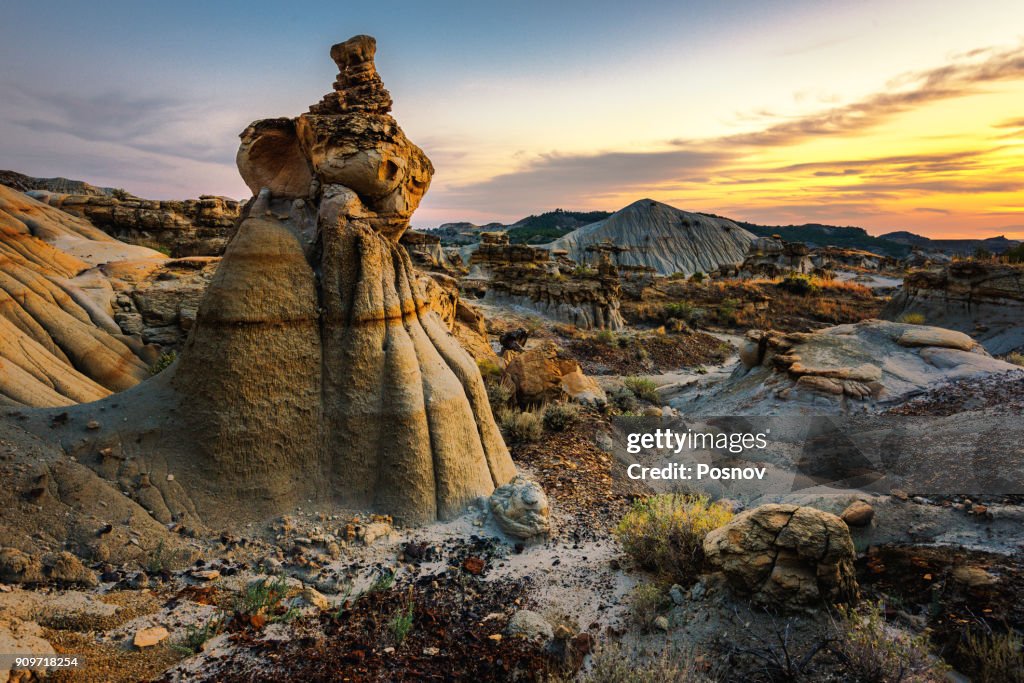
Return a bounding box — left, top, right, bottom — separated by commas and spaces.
734, 221, 911, 258
880, 231, 1021, 256
504, 209, 612, 244
548, 199, 754, 275
0, 169, 120, 197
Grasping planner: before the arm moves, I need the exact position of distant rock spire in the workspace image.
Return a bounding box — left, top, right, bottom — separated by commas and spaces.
308, 34, 393, 114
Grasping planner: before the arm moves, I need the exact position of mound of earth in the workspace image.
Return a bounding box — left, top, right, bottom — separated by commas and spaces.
676, 319, 1020, 415
547, 198, 754, 276
882, 261, 1024, 355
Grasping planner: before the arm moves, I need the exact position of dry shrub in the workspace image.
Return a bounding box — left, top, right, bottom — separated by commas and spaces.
543, 402, 580, 431
623, 376, 660, 404
614, 494, 733, 584
497, 407, 543, 443
835, 601, 944, 682
898, 312, 927, 325
958, 627, 1024, 683
583, 642, 717, 682
1004, 351, 1024, 367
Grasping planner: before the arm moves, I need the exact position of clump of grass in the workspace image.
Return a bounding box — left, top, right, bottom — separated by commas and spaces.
476, 358, 503, 381
595, 329, 617, 345
543, 402, 580, 431
898, 312, 927, 325
629, 583, 671, 632
388, 588, 415, 646
834, 601, 943, 682
235, 575, 299, 624
777, 273, 819, 296
171, 612, 226, 655
1004, 351, 1024, 367
583, 642, 716, 682
614, 494, 733, 584
497, 407, 544, 443
716, 298, 740, 325
664, 301, 695, 321
149, 351, 177, 375
690, 271, 705, 283
623, 376, 659, 404
146, 540, 168, 574
958, 626, 1024, 683
609, 386, 640, 413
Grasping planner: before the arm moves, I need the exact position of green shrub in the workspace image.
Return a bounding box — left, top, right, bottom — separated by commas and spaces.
623, 376, 659, 404
111, 188, 130, 200
388, 590, 415, 646
664, 302, 694, 321
777, 273, 819, 296
497, 407, 544, 443
609, 386, 639, 413
958, 627, 1024, 683
149, 351, 177, 375
898, 312, 927, 325
1005, 244, 1024, 263
476, 358, 503, 381
835, 601, 942, 682
543, 402, 580, 431
1007, 351, 1024, 367
235, 575, 298, 624
614, 494, 733, 584
690, 271, 705, 283
595, 329, 617, 345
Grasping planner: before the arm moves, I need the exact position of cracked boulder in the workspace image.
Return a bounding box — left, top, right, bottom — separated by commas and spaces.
702, 504, 858, 607
489, 476, 551, 539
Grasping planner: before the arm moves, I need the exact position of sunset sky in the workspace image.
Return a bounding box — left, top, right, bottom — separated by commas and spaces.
1, 0, 1022, 238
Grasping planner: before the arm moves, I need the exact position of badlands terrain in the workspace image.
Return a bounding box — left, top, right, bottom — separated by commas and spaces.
2, 35, 1024, 683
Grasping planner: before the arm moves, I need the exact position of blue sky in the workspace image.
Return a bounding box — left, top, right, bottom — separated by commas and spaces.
1, 1, 1022, 236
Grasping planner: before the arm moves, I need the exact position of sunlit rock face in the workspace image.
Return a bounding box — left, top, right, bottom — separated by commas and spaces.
17, 36, 518, 528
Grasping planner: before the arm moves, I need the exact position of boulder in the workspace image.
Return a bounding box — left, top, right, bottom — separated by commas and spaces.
840, 500, 874, 527
703, 504, 858, 607
489, 476, 551, 539
503, 342, 605, 406
134, 626, 169, 648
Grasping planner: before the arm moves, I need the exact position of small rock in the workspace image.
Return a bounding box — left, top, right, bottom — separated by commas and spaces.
487, 634, 502, 643
134, 626, 169, 648
127, 572, 149, 589
423, 646, 440, 656
841, 500, 875, 527
462, 557, 485, 575
507, 610, 553, 642
86, 420, 100, 430
653, 616, 670, 632
952, 566, 997, 588
669, 584, 685, 606
192, 569, 220, 581
166, 474, 175, 482
891, 489, 909, 501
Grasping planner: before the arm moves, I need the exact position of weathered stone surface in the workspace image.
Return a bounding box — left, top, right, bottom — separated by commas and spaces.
883, 262, 1024, 355
0, 616, 55, 681
506, 610, 553, 641
489, 476, 550, 539
503, 342, 605, 406
134, 626, 169, 648
29, 190, 241, 257
840, 500, 874, 527
703, 504, 858, 607
237, 118, 314, 200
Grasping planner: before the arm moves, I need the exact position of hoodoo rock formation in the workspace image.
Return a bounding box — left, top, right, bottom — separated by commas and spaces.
14, 36, 518, 527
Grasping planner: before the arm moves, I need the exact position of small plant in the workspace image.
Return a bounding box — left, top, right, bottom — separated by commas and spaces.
1006, 351, 1024, 367
149, 351, 177, 376
497, 407, 544, 443
368, 567, 396, 594
573, 265, 597, 277
476, 358, 503, 381
388, 589, 415, 646
664, 301, 695, 321
690, 271, 705, 283
595, 329, 617, 345
717, 298, 740, 325
171, 612, 226, 655
111, 187, 130, 200
609, 386, 639, 413
629, 582, 671, 632
543, 402, 580, 431
898, 312, 927, 325
834, 601, 942, 682
777, 273, 819, 296
958, 626, 1024, 683
615, 494, 733, 584
236, 575, 299, 624
146, 540, 168, 574
584, 642, 716, 682
623, 376, 659, 404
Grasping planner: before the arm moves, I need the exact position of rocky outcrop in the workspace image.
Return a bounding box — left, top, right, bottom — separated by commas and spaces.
0, 185, 159, 406
401, 229, 452, 271
502, 342, 606, 406
882, 262, 1024, 355
15, 35, 518, 528
703, 504, 858, 607
741, 236, 813, 276
680, 320, 1019, 415
547, 198, 755, 276
489, 476, 551, 539
28, 191, 242, 257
